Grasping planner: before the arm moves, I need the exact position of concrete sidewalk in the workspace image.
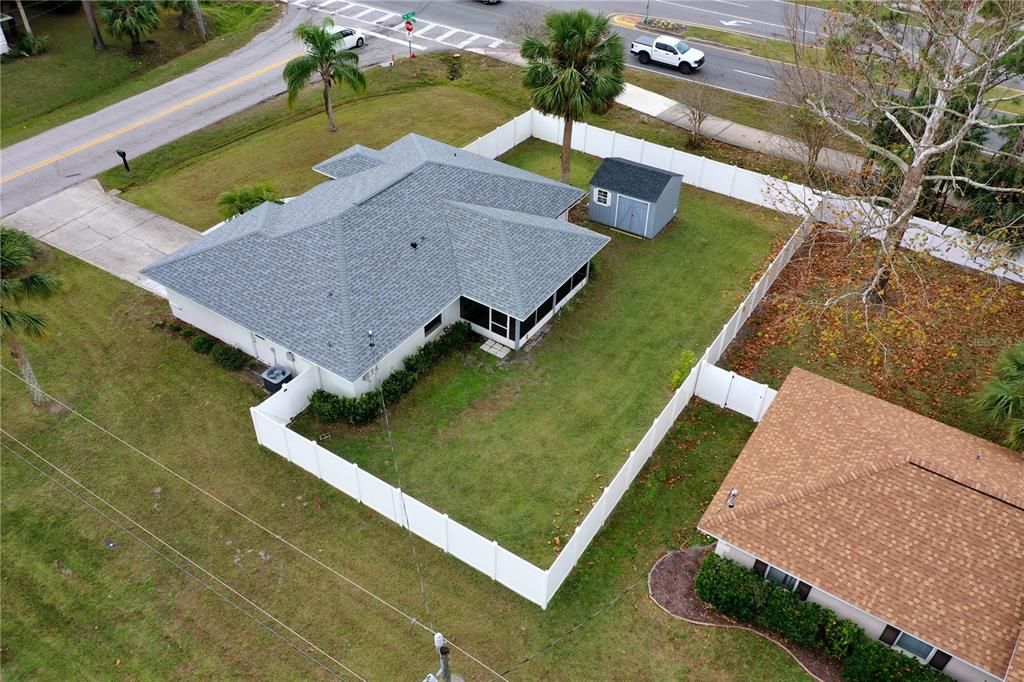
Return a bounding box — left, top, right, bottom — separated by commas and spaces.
473, 47, 863, 175
4, 180, 198, 297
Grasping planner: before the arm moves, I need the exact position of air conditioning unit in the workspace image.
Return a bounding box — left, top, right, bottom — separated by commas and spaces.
261, 365, 292, 394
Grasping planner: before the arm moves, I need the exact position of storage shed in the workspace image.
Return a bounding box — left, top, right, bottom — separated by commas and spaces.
588, 158, 682, 238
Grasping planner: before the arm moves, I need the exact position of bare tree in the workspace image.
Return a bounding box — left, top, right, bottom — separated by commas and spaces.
680, 82, 727, 148
775, 63, 847, 179
498, 4, 548, 47
782, 0, 1024, 302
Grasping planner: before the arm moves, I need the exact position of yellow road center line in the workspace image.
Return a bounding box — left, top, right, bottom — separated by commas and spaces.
1, 51, 303, 185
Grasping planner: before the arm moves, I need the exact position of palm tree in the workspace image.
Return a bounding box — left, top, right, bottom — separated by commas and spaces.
521, 10, 625, 184
98, 0, 161, 54
217, 183, 283, 220
0, 227, 61, 406
82, 0, 107, 51
974, 342, 1024, 452
283, 20, 366, 133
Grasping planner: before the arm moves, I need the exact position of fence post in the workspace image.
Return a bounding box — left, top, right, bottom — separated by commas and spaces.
696, 157, 706, 187
755, 387, 768, 422
353, 463, 363, 503
443, 513, 449, 553
491, 540, 499, 580
728, 165, 738, 197
722, 371, 736, 408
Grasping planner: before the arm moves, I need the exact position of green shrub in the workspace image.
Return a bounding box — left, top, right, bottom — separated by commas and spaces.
211, 344, 249, 370
6, 33, 49, 58
345, 394, 382, 425
180, 328, 195, 339
843, 632, 945, 682
380, 369, 416, 405
168, 322, 183, 334
670, 349, 699, 389
310, 389, 345, 422
216, 182, 283, 219
822, 612, 861, 659
695, 552, 944, 681
694, 551, 767, 623
190, 335, 216, 354
403, 321, 471, 375
314, 321, 473, 425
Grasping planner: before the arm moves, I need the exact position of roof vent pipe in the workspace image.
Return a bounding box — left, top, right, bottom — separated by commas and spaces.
727, 488, 739, 508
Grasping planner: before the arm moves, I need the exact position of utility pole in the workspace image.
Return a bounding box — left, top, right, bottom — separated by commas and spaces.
423, 632, 460, 682
15, 0, 31, 36
190, 0, 207, 42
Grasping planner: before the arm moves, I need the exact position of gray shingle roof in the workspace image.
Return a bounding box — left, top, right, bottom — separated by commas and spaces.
143, 134, 605, 382
590, 157, 680, 202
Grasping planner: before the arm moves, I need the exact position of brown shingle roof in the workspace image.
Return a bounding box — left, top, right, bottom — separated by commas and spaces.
698, 368, 1024, 679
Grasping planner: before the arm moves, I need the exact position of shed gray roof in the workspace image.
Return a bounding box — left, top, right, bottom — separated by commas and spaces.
143, 134, 606, 382
590, 157, 680, 202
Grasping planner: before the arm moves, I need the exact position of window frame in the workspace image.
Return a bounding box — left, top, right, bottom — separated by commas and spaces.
424, 313, 443, 337
593, 188, 611, 206
894, 631, 935, 663
765, 565, 798, 591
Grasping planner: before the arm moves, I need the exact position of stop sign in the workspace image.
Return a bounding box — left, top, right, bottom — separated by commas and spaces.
404, 20, 414, 32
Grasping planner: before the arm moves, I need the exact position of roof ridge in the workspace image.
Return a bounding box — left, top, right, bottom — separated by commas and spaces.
700, 456, 908, 531
444, 201, 527, 314
908, 457, 1024, 511
142, 202, 276, 273
701, 375, 922, 529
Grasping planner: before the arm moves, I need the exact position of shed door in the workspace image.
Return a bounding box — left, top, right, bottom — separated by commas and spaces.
615, 196, 649, 235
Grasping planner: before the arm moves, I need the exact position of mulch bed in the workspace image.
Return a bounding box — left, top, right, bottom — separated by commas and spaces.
648, 546, 843, 682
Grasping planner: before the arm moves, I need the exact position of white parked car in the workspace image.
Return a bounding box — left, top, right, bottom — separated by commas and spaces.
324, 25, 365, 50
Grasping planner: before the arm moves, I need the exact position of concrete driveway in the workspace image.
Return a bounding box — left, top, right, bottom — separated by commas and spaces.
4, 180, 198, 297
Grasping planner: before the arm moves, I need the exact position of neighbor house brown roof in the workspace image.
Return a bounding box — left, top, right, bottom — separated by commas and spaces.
698, 368, 1024, 680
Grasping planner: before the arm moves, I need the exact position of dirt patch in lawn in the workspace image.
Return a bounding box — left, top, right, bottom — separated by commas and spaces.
649, 546, 841, 682
721, 230, 1024, 438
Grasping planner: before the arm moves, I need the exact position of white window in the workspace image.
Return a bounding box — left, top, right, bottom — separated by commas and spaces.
593, 188, 610, 206
766, 566, 798, 591
894, 632, 934, 661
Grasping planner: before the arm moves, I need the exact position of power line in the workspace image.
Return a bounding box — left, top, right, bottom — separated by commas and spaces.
368, 339, 433, 633
0, 366, 508, 681
0, 431, 365, 682
499, 576, 648, 676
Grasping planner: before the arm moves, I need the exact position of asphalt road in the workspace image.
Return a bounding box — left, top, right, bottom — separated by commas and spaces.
0, 0, 798, 217
2, 0, 1012, 215
0, 2, 497, 216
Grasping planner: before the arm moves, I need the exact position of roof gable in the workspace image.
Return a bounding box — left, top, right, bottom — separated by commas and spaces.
590, 157, 679, 202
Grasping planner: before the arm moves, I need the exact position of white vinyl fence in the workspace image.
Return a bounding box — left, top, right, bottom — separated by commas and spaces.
249, 110, 1021, 609
466, 110, 1024, 284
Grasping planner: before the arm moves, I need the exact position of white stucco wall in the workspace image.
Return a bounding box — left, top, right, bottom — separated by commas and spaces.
169, 290, 350, 388
347, 298, 461, 395
713, 540, 1001, 682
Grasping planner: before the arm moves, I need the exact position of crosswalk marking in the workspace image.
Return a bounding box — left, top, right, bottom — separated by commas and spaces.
297, 0, 507, 50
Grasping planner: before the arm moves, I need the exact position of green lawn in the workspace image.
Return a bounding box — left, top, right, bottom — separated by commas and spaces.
1, 2, 279, 147
287, 138, 793, 565
1, 245, 810, 680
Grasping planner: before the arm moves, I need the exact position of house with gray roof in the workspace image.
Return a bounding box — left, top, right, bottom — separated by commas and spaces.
143, 134, 609, 397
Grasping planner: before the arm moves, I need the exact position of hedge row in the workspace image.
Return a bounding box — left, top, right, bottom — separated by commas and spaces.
694, 552, 945, 682
310, 321, 472, 425
158, 320, 252, 371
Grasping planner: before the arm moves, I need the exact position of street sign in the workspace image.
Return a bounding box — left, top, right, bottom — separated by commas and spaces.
401, 11, 416, 22
404, 20, 414, 32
